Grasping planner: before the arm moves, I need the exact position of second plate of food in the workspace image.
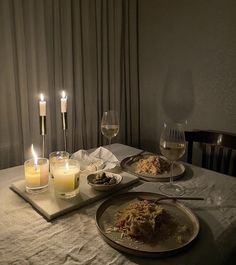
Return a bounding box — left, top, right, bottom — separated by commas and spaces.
120, 153, 185, 182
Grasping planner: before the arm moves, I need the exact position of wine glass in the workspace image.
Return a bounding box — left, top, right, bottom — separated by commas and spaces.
159, 122, 186, 196
101, 110, 119, 147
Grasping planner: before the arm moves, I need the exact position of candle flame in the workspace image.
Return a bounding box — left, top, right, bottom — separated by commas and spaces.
31, 144, 38, 165
40, 93, 44, 101
62, 90, 66, 99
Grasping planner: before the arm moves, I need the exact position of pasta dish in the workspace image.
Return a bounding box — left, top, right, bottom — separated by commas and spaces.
105, 199, 192, 244
135, 155, 170, 176
114, 200, 169, 241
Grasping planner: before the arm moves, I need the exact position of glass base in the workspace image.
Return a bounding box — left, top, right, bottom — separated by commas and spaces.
26, 184, 48, 194
55, 187, 79, 199
159, 183, 184, 196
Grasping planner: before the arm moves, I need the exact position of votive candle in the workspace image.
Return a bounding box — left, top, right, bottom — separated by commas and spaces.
53, 159, 80, 198
49, 151, 70, 177
24, 145, 49, 193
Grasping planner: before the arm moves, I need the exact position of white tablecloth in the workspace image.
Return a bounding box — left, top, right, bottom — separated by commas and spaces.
0, 144, 236, 265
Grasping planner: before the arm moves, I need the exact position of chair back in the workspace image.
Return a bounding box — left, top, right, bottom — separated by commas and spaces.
185, 130, 236, 176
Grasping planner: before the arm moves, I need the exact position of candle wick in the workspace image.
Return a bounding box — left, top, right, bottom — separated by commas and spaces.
34, 163, 38, 171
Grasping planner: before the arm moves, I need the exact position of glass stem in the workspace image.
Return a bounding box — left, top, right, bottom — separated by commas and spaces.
170, 161, 174, 185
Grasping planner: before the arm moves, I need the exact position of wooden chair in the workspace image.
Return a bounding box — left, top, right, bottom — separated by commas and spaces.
185, 130, 236, 176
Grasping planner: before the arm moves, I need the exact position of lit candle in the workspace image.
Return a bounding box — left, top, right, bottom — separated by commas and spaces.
61, 91, 67, 113
32, 144, 38, 166
24, 145, 49, 192
39, 93, 46, 116
53, 159, 80, 197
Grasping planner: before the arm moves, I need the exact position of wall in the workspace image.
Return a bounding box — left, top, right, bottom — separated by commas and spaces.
138, 0, 236, 153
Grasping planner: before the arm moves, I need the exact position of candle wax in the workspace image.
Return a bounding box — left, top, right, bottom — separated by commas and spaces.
61, 97, 67, 113
39, 101, 46, 116
25, 163, 49, 188
53, 165, 79, 193
25, 166, 40, 187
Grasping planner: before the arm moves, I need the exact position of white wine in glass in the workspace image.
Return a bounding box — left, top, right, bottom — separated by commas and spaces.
159, 122, 186, 196
160, 142, 185, 161
101, 110, 119, 147
101, 125, 119, 139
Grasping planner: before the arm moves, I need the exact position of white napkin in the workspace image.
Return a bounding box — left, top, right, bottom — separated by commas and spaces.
71, 147, 119, 173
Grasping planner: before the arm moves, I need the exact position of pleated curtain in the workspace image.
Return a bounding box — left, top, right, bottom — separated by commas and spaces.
0, 0, 140, 169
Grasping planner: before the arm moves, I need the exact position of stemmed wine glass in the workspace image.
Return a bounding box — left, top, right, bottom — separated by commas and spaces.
159, 122, 186, 196
101, 110, 119, 147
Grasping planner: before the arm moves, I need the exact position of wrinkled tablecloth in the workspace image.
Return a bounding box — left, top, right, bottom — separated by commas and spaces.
0, 144, 236, 265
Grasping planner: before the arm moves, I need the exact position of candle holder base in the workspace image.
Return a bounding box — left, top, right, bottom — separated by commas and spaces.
55, 187, 79, 199
26, 184, 48, 194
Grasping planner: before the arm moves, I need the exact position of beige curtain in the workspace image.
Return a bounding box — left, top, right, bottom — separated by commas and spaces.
0, 0, 140, 169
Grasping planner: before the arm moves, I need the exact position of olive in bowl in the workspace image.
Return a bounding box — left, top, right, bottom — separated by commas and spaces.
87, 172, 122, 191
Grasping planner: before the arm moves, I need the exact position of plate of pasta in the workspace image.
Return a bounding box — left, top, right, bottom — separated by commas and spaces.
120, 153, 185, 182
96, 192, 199, 257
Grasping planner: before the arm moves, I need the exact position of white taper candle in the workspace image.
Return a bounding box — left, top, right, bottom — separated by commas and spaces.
61, 91, 67, 113
39, 94, 46, 116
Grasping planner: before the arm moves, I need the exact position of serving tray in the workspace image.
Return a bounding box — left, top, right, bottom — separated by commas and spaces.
10, 170, 138, 221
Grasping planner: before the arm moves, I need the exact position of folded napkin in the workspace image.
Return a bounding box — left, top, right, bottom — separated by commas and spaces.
71, 147, 119, 173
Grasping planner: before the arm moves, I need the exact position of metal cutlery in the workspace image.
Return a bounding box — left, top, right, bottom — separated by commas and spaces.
138, 195, 205, 203
126, 150, 146, 164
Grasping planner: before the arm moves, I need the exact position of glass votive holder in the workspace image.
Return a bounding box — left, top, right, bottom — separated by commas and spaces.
24, 158, 49, 193
49, 151, 70, 178
53, 159, 80, 199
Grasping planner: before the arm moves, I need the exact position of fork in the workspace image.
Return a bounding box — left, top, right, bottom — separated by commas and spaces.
138, 195, 205, 203
126, 150, 146, 164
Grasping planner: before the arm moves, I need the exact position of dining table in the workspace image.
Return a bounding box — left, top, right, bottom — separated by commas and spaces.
0, 143, 235, 265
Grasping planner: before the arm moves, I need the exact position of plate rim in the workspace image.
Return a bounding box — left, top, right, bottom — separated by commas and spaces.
120, 153, 185, 182
95, 191, 200, 257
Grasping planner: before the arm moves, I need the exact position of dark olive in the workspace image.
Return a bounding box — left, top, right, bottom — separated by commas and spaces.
90, 172, 118, 186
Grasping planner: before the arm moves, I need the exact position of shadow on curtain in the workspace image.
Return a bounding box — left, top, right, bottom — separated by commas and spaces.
0, 0, 140, 169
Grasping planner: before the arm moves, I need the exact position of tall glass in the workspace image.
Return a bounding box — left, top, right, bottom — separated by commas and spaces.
101, 110, 119, 147
159, 122, 186, 196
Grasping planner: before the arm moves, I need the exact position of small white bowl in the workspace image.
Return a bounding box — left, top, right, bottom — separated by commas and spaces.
87, 172, 122, 191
